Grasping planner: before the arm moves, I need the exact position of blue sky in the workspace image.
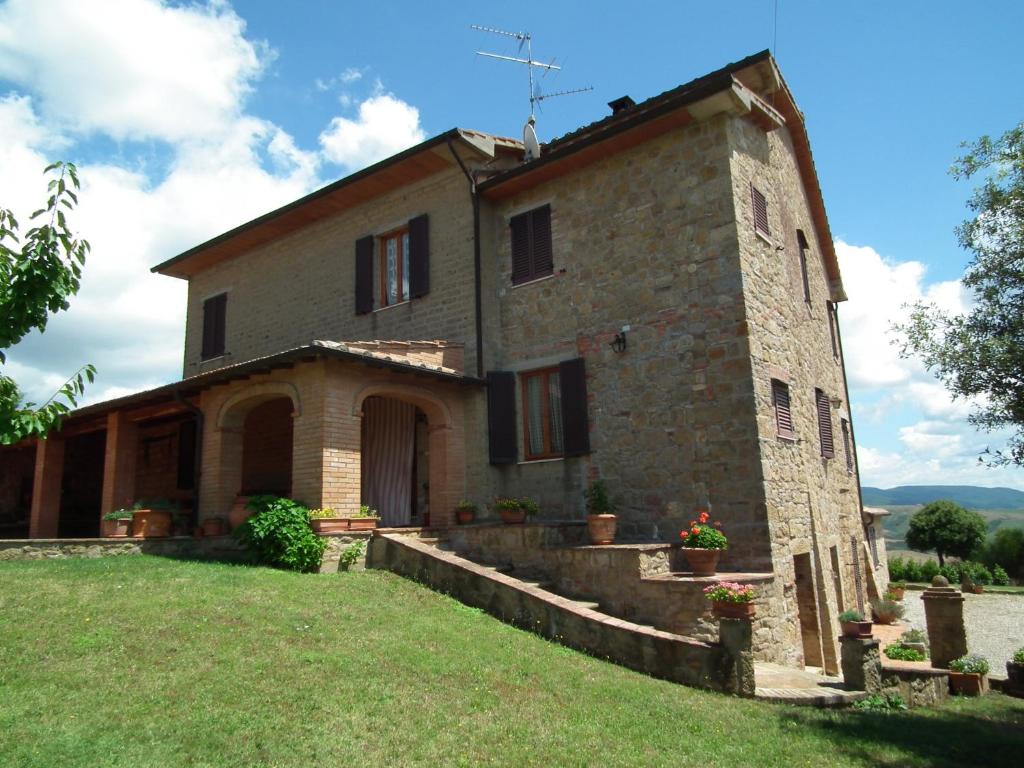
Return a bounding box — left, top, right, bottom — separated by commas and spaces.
1, 0, 1023, 489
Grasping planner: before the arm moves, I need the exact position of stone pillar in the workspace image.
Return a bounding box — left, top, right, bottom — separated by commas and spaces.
100, 411, 138, 517
840, 636, 882, 693
922, 576, 967, 668
29, 436, 64, 538
719, 618, 756, 697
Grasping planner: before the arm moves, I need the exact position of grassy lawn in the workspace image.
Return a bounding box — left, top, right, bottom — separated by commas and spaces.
1, 557, 1022, 767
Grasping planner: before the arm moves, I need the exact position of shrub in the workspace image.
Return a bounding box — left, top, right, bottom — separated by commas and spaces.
939, 562, 961, 583
853, 693, 907, 712
992, 564, 1010, 586
960, 560, 993, 586
888, 555, 906, 582
584, 479, 615, 515
885, 645, 927, 662
702, 582, 756, 603
949, 653, 990, 675
919, 559, 940, 582
900, 628, 927, 644
870, 598, 905, 623
839, 609, 865, 623
338, 540, 366, 571
1013, 648, 1024, 664
902, 559, 923, 583
235, 495, 327, 573
679, 511, 728, 549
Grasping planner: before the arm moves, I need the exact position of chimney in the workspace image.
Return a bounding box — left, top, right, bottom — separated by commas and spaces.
607, 96, 635, 116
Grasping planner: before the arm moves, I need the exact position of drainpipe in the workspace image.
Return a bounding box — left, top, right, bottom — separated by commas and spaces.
174, 389, 204, 525
447, 139, 484, 379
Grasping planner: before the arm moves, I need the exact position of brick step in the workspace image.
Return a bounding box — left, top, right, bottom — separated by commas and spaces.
754, 687, 867, 707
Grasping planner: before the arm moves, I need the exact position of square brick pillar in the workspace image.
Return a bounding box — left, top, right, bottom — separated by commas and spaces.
922, 578, 967, 668
100, 411, 138, 518
840, 636, 882, 693
29, 436, 64, 538
199, 424, 244, 522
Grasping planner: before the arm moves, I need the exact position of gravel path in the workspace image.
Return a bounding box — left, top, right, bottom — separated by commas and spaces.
902, 590, 1024, 672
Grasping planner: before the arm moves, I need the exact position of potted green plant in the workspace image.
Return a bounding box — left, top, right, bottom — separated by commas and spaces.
493, 497, 524, 524
703, 581, 756, 619
584, 479, 617, 545
455, 500, 477, 525
131, 499, 177, 538
948, 653, 990, 696
308, 507, 349, 533
870, 597, 905, 625
1006, 647, 1024, 693
839, 609, 872, 638
678, 511, 727, 576
101, 508, 134, 538
886, 581, 906, 601
348, 505, 379, 531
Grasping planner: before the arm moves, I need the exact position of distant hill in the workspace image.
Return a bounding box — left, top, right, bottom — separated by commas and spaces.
862, 485, 1024, 510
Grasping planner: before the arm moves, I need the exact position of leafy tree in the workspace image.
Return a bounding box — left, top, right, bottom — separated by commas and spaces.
0, 161, 94, 444
898, 123, 1024, 466
905, 499, 986, 566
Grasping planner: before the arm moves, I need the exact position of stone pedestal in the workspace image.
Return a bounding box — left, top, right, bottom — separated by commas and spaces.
719, 617, 755, 697
840, 636, 882, 693
921, 577, 967, 669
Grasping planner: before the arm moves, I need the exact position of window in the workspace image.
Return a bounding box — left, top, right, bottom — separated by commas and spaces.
841, 418, 854, 475
772, 379, 795, 440
201, 292, 227, 360
510, 204, 553, 285
815, 388, 835, 458
751, 183, 770, 240
521, 367, 564, 459
796, 229, 811, 303
379, 227, 410, 307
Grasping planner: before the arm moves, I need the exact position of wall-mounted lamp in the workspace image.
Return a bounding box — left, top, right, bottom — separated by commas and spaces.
610, 326, 628, 353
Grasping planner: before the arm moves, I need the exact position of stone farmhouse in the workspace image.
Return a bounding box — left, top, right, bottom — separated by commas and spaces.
0, 51, 888, 674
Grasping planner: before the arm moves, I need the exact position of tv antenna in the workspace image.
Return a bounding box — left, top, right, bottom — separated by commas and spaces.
472, 25, 592, 158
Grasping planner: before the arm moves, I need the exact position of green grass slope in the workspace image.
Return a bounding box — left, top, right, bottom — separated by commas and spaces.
0, 557, 1021, 767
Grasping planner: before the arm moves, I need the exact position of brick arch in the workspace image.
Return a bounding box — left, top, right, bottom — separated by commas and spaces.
351, 382, 452, 430
216, 382, 301, 429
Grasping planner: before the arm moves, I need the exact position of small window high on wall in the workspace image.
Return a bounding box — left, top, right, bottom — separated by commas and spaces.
510, 204, 553, 285
201, 293, 227, 360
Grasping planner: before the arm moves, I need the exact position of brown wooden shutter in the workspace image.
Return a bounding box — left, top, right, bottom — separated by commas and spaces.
559, 357, 590, 456
408, 213, 429, 299
355, 235, 374, 314
816, 388, 835, 458
772, 379, 794, 439
531, 204, 553, 277
487, 371, 517, 464
201, 293, 226, 359
510, 212, 531, 284
751, 183, 770, 238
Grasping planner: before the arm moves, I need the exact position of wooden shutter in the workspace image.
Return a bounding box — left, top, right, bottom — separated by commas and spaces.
355, 235, 374, 314
510, 211, 531, 284
772, 379, 794, 439
751, 183, 770, 238
559, 357, 590, 456
816, 388, 835, 458
531, 204, 553, 277
487, 372, 517, 464
201, 293, 226, 359
408, 213, 429, 299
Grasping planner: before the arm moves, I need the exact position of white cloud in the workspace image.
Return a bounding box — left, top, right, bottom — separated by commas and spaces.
0, 0, 266, 143
319, 93, 425, 170
339, 67, 364, 84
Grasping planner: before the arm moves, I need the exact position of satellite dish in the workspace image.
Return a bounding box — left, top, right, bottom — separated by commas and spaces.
523, 116, 540, 161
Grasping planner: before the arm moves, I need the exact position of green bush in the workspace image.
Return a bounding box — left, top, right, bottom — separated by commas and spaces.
234, 495, 327, 573
902, 559, 923, 583
853, 693, 907, 712
992, 564, 1010, 586
885, 644, 927, 662
339, 540, 366, 571
1013, 648, 1024, 664
920, 559, 940, 582
888, 555, 906, 582
960, 560, 993, 586
839, 609, 865, 623
939, 563, 962, 583
949, 653, 990, 675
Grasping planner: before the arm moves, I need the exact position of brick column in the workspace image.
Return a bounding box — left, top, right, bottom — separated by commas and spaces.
719, 618, 756, 697
29, 436, 64, 538
317, 412, 361, 515
922, 577, 967, 668
100, 411, 138, 517
840, 636, 882, 692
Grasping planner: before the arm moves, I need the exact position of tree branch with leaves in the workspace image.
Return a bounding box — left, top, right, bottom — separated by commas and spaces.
0, 161, 95, 444
897, 123, 1024, 466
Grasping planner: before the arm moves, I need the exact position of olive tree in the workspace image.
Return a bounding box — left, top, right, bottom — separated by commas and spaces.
905, 499, 987, 566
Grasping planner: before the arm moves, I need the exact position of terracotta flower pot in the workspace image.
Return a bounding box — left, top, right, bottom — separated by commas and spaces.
888, 587, 905, 600
310, 518, 350, 533
682, 548, 722, 576
841, 620, 873, 638
130, 509, 172, 538
499, 508, 526, 524
712, 601, 755, 619
348, 518, 378, 531
949, 671, 988, 696
228, 496, 253, 531
456, 509, 475, 525
586, 514, 617, 545
101, 518, 131, 538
